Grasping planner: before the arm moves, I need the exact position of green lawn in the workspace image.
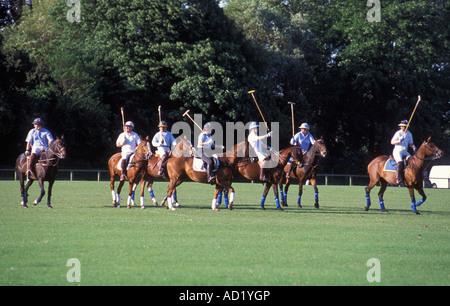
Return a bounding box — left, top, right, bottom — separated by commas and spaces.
0, 180, 449, 286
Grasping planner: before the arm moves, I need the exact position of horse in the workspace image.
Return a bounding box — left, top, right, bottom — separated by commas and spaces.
15, 136, 67, 208
365, 137, 443, 214
138, 137, 194, 208
108, 136, 151, 209
280, 138, 328, 209
230, 141, 301, 211
165, 138, 235, 211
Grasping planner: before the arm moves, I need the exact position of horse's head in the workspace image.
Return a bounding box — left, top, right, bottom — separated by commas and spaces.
313, 138, 327, 158
51, 136, 67, 159
422, 137, 443, 159
137, 136, 152, 159
173, 136, 194, 157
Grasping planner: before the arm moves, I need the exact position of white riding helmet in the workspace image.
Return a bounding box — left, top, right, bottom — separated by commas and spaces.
249, 122, 259, 130
125, 121, 134, 129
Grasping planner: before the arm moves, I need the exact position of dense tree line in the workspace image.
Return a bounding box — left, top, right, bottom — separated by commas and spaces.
1, 0, 448, 173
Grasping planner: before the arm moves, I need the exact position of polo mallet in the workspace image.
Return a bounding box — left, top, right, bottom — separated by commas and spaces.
158, 105, 162, 123
288, 101, 296, 136
183, 110, 202, 130
248, 90, 269, 131
405, 95, 421, 133
120, 107, 125, 129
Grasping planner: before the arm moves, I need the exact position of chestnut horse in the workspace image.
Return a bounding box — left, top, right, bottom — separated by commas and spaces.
280, 139, 328, 209
165, 139, 234, 211
15, 136, 67, 208
108, 136, 151, 209
230, 142, 301, 211
365, 137, 443, 214
138, 137, 193, 207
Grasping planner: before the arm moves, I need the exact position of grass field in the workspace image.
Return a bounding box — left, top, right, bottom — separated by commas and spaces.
0, 180, 449, 286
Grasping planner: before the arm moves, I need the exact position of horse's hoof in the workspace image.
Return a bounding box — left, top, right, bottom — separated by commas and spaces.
297, 205, 302, 208
141, 206, 145, 210
48, 205, 53, 209
314, 204, 319, 209
260, 206, 265, 210
364, 206, 370, 211
381, 209, 389, 212
33, 200, 38, 206
277, 206, 284, 211
23, 204, 28, 208
127, 205, 131, 209
214, 208, 220, 211
415, 211, 421, 215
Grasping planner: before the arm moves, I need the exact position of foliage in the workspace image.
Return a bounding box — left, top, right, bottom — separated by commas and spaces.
0, 0, 449, 172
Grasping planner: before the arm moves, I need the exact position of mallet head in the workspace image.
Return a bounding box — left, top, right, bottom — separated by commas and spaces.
248, 90, 255, 94
183, 110, 190, 117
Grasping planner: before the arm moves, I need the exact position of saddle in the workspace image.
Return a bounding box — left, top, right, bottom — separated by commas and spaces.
193, 155, 220, 173
116, 154, 134, 170
384, 155, 410, 172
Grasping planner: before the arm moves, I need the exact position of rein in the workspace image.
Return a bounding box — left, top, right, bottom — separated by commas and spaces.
36, 142, 65, 167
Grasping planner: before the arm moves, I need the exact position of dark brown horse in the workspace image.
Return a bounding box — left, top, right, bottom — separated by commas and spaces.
15, 136, 67, 208
165, 139, 234, 211
108, 136, 151, 209
365, 137, 443, 214
230, 142, 301, 211
280, 139, 328, 208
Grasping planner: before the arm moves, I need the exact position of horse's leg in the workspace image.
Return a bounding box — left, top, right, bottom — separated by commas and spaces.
116, 180, 124, 208
377, 179, 388, 212
272, 183, 283, 211
227, 186, 235, 210
408, 187, 419, 215
310, 177, 319, 209
127, 182, 134, 209
211, 187, 220, 211
110, 171, 118, 207
18, 171, 28, 208
364, 179, 378, 211
166, 182, 177, 211
283, 179, 291, 207
46, 179, 55, 209
34, 178, 45, 206
297, 181, 304, 208
260, 183, 270, 210
145, 180, 158, 206
414, 185, 427, 208
139, 179, 146, 209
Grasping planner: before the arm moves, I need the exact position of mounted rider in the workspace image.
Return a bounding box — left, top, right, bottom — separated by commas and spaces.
391, 120, 417, 185
116, 121, 141, 181
25, 118, 54, 180
197, 123, 217, 183
287, 123, 316, 178
152, 120, 176, 176
248, 122, 273, 181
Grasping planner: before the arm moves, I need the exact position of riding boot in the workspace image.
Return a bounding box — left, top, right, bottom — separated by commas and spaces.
27, 153, 37, 180
157, 153, 169, 176
259, 162, 268, 181
396, 161, 404, 186
120, 159, 127, 181
207, 164, 215, 184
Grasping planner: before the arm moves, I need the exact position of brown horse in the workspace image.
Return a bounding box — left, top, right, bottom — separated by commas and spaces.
138, 137, 193, 208
280, 139, 328, 209
108, 136, 151, 209
365, 137, 443, 214
165, 139, 234, 211
15, 136, 67, 208
230, 142, 301, 211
